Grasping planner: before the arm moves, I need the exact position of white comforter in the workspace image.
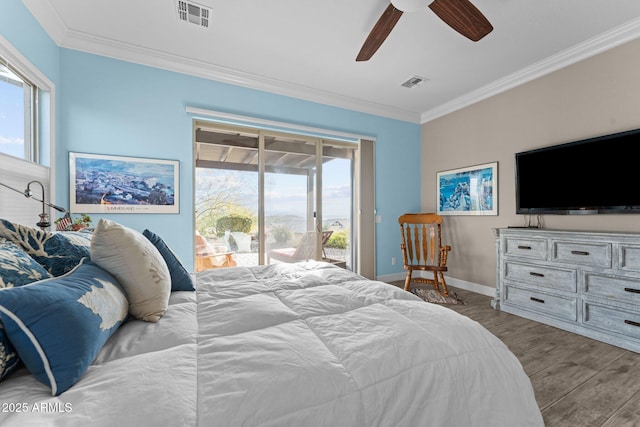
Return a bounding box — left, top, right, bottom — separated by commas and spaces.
0, 262, 543, 426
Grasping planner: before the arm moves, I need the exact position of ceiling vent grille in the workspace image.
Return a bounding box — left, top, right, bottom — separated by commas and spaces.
401, 75, 429, 88
177, 1, 211, 28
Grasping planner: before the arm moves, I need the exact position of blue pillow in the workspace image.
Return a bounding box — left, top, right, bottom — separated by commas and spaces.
0, 219, 91, 276
0, 238, 52, 381
0, 259, 128, 395
143, 229, 195, 291
0, 237, 52, 288
0, 322, 20, 382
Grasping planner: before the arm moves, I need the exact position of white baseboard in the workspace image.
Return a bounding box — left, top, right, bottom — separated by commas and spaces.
375, 272, 407, 283
375, 272, 495, 297
444, 276, 495, 297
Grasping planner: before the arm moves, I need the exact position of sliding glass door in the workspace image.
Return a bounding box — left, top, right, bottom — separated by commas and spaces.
262, 133, 320, 264
194, 126, 259, 270
320, 140, 354, 270
194, 121, 355, 271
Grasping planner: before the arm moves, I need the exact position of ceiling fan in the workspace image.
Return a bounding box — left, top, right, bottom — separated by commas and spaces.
356, 0, 493, 61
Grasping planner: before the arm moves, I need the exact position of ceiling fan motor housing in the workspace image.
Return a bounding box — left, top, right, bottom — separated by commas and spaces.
390, 0, 425, 13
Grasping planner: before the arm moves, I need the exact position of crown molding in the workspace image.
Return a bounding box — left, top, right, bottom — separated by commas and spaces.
66, 32, 422, 123
22, 1, 640, 126
421, 17, 640, 123
22, 0, 421, 124
22, 0, 68, 43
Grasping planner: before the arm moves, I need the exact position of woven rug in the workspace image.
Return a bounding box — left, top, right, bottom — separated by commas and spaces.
411, 288, 467, 305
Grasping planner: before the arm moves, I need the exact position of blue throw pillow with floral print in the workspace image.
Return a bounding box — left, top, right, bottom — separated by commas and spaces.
0, 321, 20, 382
0, 219, 91, 277
0, 237, 52, 382
0, 237, 52, 288
0, 259, 129, 395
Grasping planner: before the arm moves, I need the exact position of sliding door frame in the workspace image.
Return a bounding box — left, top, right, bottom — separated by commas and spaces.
191, 114, 375, 276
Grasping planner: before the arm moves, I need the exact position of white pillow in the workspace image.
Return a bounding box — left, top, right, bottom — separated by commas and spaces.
90, 219, 171, 322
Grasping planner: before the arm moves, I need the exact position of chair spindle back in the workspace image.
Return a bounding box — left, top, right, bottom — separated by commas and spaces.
398, 213, 450, 295
399, 214, 443, 267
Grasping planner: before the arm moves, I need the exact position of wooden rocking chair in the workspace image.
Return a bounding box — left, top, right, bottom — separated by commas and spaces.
398, 213, 452, 296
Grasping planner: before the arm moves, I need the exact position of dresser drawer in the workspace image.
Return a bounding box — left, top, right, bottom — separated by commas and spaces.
583, 273, 640, 306
504, 237, 547, 260
583, 301, 640, 340
552, 240, 611, 268
619, 245, 640, 272
504, 261, 577, 292
504, 285, 577, 321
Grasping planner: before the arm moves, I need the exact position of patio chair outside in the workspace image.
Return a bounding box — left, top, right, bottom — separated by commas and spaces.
268, 231, 333, 264
229, 231, 252, 253
195, 232, 236, 272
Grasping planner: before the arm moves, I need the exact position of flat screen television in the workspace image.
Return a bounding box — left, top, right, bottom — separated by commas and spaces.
515, 128, 640, 215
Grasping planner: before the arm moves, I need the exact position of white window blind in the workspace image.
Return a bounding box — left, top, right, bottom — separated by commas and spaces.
0, 153, 51, 228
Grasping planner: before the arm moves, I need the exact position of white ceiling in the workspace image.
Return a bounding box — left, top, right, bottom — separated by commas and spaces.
22, 0, 640, 123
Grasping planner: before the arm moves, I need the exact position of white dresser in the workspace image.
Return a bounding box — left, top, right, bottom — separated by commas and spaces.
493, 227, 640, 352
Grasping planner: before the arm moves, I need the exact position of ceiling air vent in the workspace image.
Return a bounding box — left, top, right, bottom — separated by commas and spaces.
401, 75, 429, 88
177, 0, 211, 28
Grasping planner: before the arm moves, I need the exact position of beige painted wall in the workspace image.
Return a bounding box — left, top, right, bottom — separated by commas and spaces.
422, 38, 640, 291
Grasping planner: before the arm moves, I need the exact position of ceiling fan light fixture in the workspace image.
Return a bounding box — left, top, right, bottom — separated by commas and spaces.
390, 0, 425, 13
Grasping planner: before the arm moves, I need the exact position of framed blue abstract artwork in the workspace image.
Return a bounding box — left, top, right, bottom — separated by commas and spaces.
437, 162, 497, 216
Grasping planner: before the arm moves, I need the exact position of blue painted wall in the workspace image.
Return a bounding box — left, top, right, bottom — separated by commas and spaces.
0, 1, 59, 82
2, 0, 422, 276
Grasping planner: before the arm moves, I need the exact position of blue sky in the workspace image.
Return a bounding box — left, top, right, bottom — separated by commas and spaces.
196, 157, 352, 222
265, 159, 351, 216
0, 79, 24, 158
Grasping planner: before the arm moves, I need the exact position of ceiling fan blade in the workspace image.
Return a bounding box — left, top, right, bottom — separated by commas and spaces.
428, 0, 493, 42
356, 3, 404, 62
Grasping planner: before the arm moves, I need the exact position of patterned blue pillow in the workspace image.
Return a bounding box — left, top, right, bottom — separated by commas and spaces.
0, 238, 52, 382
0, 237, 52, 288
143, 229, 195, 291
0, 219, 91, 276
0, 259, 128, 395
0, 322, 20, 382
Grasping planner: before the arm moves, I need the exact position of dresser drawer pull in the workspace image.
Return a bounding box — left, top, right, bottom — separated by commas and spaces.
517, 245, 532, 250
624, 287, 640, 294
530, 297, 545, 304
570, 250, 590, 256
624, 320, 640, 328
529, 272, 545, 278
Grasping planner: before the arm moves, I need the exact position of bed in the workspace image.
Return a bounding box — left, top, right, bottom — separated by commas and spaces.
0, 218, 544, 426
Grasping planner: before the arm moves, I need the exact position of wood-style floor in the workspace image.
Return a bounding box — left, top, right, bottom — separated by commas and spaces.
391, 282, 640, 427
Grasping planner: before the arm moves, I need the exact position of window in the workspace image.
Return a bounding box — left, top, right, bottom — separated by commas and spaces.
0, 58, 37, 162
0, 36, 55, 228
